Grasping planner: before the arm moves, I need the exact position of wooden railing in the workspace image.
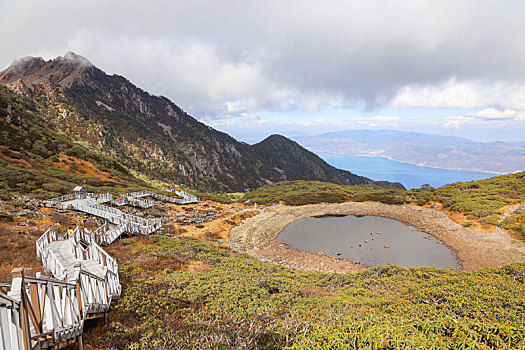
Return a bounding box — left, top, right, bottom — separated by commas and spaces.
6, 269, 83, 350
1, 226, 123, 349
127, 190, 199, 204
39, 230, 121, 294
83, 201, 123, 216
44, 189, 198, 208
2, 190, 140, 349
172, 190, 199, 204
75, 265, 110, 317
44, 194, 75, 204
44, 192, 112, 204
68, 230, 121, 297
4, 189, 170, 349
91, 223, 125, 245
103, 224, 127, 244
124, 196, 154, 208
35, 228, 60, 259
72, 226, 97, 245
40, 249, 66, 281
71, 200, 162, 236
0, 291, 22, 349
71, 202, 118, 221
2, 266, 118, 350
96, 193, 113, 203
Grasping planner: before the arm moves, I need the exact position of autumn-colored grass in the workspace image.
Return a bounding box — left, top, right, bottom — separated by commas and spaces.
54, 153, 114, 181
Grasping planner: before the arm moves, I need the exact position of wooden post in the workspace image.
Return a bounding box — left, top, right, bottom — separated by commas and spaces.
104, 276, 109, 301
29, 281, 42, 335
74, 263, 83, 319
77, 334, 83, 350
12, 268, 32, 350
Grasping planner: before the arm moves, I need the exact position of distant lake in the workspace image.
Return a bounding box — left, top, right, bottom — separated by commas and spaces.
317, 152, 497, 189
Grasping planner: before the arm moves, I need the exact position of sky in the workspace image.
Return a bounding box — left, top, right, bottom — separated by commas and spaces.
1, 0, 525, 143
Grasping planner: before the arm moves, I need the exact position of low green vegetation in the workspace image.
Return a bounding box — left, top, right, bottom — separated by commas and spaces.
244, 181, 408, 206
97, 236, 525, 349
410, 174, 525, 235
423, 175, 525, 217
243, 177, 525, 237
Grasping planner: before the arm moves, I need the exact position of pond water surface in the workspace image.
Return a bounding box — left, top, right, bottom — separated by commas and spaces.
277, 215, 460, 269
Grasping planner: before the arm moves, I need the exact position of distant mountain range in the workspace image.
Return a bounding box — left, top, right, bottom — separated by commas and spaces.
0, 52, 402, 191
295, 130, 525, 174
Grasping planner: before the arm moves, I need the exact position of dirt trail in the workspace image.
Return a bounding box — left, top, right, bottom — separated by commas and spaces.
229, 202, 525, 272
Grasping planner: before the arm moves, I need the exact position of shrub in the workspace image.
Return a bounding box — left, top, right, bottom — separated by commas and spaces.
481, 214, 500, 226
64, 145, 89, 159
42, 182, 67, 194
5, 200, 25, 207
96, 236, 525, 349
416, 198, 427, 206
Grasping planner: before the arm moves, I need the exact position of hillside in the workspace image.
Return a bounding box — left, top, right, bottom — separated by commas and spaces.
0, 158, 524, 348
296, 129, 525, 173
252, 134, 387, 187
0, 85, 158, 199
2, 197, 523, 348
0, 53, 393, 192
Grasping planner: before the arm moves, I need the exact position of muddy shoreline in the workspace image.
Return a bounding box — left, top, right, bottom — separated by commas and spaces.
229, 202, 525, 273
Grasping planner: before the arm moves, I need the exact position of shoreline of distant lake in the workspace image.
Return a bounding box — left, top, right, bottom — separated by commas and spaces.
316, 152, 502, 189
358, 154, 503, 175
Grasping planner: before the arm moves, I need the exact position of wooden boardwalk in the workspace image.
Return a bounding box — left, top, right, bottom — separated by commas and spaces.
1, 188, 199, 349
1, 227, 120, 350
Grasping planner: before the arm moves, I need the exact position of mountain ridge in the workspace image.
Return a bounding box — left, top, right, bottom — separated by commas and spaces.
253, 134, 375, 185
296, 129, 525, 174
0, 53, 403, 191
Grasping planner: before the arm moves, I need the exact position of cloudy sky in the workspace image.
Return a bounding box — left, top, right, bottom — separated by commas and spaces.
2, 0, 525, 143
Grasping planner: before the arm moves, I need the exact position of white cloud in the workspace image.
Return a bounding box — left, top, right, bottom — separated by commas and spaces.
467, 108, 525, 121
392, 79, 525, 110
2, 1, 525, 118
353, 116, 401, 127
438, 108, 525, 129
279, 119, 328, 128
439, 116, 476, 129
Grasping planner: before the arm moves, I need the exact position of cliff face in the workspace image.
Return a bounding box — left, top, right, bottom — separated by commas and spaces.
0, 52, 396, 191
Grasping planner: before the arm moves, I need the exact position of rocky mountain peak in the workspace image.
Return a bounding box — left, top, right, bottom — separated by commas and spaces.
6, 56, 46, 73
60, 51, 93, 67
0, 52, 95, 91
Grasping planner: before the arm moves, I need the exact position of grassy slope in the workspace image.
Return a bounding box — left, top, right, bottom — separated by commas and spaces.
90, 235, 525, 349
0, 85, 167, 197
